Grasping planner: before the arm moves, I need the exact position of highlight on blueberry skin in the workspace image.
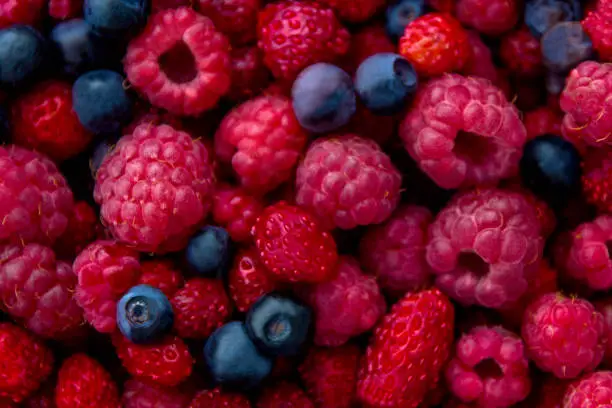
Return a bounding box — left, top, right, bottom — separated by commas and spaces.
525, 0, 582, 38
185, 226, 231, 278
117, 284, 174, 344
0, 25, 47, 88
291, 63, 356, 133
541, 22, 593, 74
386, 0, 425, 41
84, 0, 150, 36
355, 53, 418, 115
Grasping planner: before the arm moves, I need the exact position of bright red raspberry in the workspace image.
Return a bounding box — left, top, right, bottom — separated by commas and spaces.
583, 152, 612, 214
124, 7, 231, 116
298, 256, 385, 346
122, 377, 193, 408
73, 240, 141, 333
56, 354, 119, 408
228, 247, 277, 313
522, 293, 606, 379
257, 382, 314, 408
252, 202, 338, 283
48, 0, 82, 19
582, 1, 612, 62
563, 371, 612, 407
399, 74, 527, 189
94, 124, 215, 253
560, 61, 612, 147
594, 298, 612, 367
227, 46, 270, 103
197, 0, 260, 45
524, 106, 563, 140
53, 201, 101, 260
137, 260, 184, 298
0, 145, 74, 246
299, 344, 361, 408
316, 0, 384, 22
213, 184, 264, 242
113, 333, 194, 386
357, 288, 455, 408
360, 205, 433, 296
456, 0, 518, 36
0, 0, 45, 28
171, 278, 231, 339
446, 326, 531, 407
499, 27, 544, 77
0, 323, 52, 403
341, 24, 395, 74
461, 31, 498, 82
215, 95, 308, 194
257, 0, 350, 80
189, 388, 251, 408
400, 13, 471, 77
295, 135, 402, 230
151, 0, 190, 12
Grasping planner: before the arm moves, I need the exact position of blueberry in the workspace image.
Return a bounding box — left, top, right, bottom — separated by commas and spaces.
386, 0, 425, 41
525, 0, 581, 38
73, 70, 133, 134
0, 25, 46, 87
355, 53, 418, 115
84, 0, 150, 37
520, 134, 582, 208
541, 22, 592, 74
245, 294, 311, 357
204, 321, 273, 390
291, 63, 356, 133
117, 284, 174, 344
185, 226, 231, 278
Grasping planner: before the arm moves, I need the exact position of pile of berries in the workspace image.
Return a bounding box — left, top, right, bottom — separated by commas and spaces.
2, 0, 612, 406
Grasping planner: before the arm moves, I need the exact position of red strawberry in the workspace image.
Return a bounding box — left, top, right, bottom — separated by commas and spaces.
257, 382, 314, 408
189, 388, 251, 408
228, 247, 277, 313
138, 260, 184, 298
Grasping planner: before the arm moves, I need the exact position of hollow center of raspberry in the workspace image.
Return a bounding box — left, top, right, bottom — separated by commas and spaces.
457, 251, 489, 277
158, 41, 198, 84
474, 358, 503, 379
453, 132, 498, 165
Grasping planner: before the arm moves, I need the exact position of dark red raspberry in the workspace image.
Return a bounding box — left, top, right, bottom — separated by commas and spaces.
446, 326, 531, 407
427, 0, 454, 12
563, 371, 612, 407
23, 382, 54, 408
400, 74, 527, 189
316, 0, 385, 22
56, 354, 119, 408
257, 0, 350, 80
138, 260, 184, 298
583, 152, 612, 214
125, 7, 231, 116
228, 247, 277, 313
461, 31, 498, 82
227, 46, 270, 103
524, 106, 563, 140
456, 0, 519, 36
122, 377, 193, 408
582, 1, 612, 62
594, 298, 612, 367
197, 0, 260, 45
94, 124, 215, 254
341, 24, 395, 75
215, 95, 307, 194
189, 388, 251, 408
54, 201, 101, 260
48, 0, 82, 19
295, 134, 402, 230
257, 382, 314, 408
499, 27, 544, 77
0, 0, 45, 28
252, 202, 338, 283
213, 183, 264, 242
400, 13, 471, 77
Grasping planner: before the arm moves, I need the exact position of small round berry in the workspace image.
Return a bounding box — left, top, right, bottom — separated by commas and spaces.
385, 0, 425, 41
563, 371, 612, 407
456, 0, 519, 36
117, 284, 174, 344
212, 184, 264, 243
525, 0, 582, 38
185, 226, 231, 278
541, 22, 593, 74
0, 25, 46, 88
84, 0, 149, 36
595, 298, 612, 367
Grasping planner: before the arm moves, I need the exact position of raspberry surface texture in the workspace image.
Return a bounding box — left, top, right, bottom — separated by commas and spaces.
461, 31, 498, 82
137, 259, 184, 298
499, 27, 543, 77
212, 184, 264, 242
582, 1, 612, 62
189, 388, 252, 408
122, 377, 192, 408
257, 381, 314, 408
228, 247, 277, 313
197, 0, 260, 45
583, 151, 612, 213
563, 371, 612, 407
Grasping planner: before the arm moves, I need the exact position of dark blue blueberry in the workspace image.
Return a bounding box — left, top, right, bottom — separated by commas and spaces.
84, 0, 150, 37
520, 134, 582, 208
185, 226, 231, 278
245, 294, 311, 357
525, 0, 581, 38
291, 63, 356, 133
0, 107, 9, 144
355, 53, 418, 115
385, 0, 425, 41
204, 321, 273, 390
541, 22, 592, 74
73, 70, 133, 134
117, 284, 174, 344
0, 25, 46, 87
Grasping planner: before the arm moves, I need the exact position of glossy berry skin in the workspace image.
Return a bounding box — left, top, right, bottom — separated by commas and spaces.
122, 377, 192, 408
213, 184, 264, 243
0, 0, 45, 28
185, 226, 231, 278
189, 388, 252, 408
84, 0, 149, 36
525, 0, 582, 38
385, 0, 425, 41
229, 248, 277, 313
0, 25, 46, 88
355, 53, 418, 115
204, 321, 273, 390
582, 1, 612, 62
563, 371, 612, 407
197, 0, 260, 45
541, 22, 593, 74
137, 260, 183, 298
117, 284, 174, 344
456, 0, 519, 36
316, 0, 385, 23
252, 202, 338, 283
257, 382, 314, 408
499, 27, 543, 77
50, 19, 102, 76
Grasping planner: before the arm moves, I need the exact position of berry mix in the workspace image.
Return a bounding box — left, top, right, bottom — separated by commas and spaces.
1, 0, 612, 407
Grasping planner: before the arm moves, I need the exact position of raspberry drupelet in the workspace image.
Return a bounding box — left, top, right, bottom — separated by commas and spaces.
583, 151, 612, 213
213, 183, 264, 242
455, 0, 519, 36
189, 388, 251, 408
563, 371, 612, 407
197, 0, 260, 46
137, 260, 184, 298
122, 377, 193, 408
582, 0, 612, 62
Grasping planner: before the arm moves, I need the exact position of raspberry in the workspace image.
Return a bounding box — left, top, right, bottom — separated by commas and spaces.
0, 323, 53, 403
560, 61, 612, 147
357, 288, 455, 408
94, 124, 215, 253
316, 0, 385, 22
73, 240, 141, 333
215, 95, 307, 194
56, 354, 120, 408
257, 382, 314, 408
113, 333, 194, 386
499, 27, 544, 77
124, 7, 231, 116
122, 377, 192, 408
595, 298, 612, 368
227, 46, 270, 103
0, 0, 45, 28
399, 13, 471, 77
341, 24, 395, 75
299, 344, 361, 408
23, 382, 54, 408
228, 247, 277, 313
257, 0, 350, 80
583, 152, 612, 213
295, 135, 402, 230
53, 201, 101, 260
189, 388, 251, 408
0, 145, 74, 246
522, 293, 606, 379
137, 260, 184, 298
213, 184, 264, 242
48, 0, 82, 19
582, 1, 612, 62
456, 0, 519, 36
445, 326, 531, 407
197, 0, 260, 45
563, 371, 612, 407
171, 278, 231, 339
298, 256, 385, 346
252, 202, 338, 283
360, 205, 433, 296
461, 31, 499, 82
399, 75, 527, 189
501, 183, 557, 238
524, 106, 563, 140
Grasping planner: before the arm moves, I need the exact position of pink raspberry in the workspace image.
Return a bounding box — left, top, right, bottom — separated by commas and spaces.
122, 377, 192, 408
582, 1, 612, 62
137, 260, 184, 298
297, 256, 386, 347
560, 61, 612, 147
295, 134, 402, 230
499, 27, 544, 77
446, 326, 531, 407
461, 31, 498, 82
399, 74, 527, 189
426, 188, 544, 309
524, 106, 563, 140
48, 0, 82, 19
0, 146, 73, 246
212, 183, 264, 242
124, 7, 231, 116
197, 0, 260, 45
360, 205, 433, 296
595, 298, 612, 367
73, 240, 141, 333
563, 371, 612, 407
522, 293, 606, 379
341, 24, 395, 75
226, 46, 270, 103
215, 95, 308, 194
94, 124, 215, 254
455, 0, 519, 36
